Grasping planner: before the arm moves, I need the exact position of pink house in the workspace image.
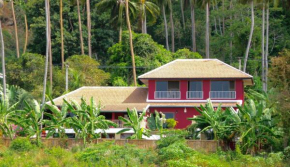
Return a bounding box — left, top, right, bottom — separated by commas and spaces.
51, 59, 253, 129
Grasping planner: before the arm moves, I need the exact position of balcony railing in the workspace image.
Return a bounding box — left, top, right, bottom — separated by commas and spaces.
154, 91, 181, 99
187, 91, 203, 99
210, 91, 236, 99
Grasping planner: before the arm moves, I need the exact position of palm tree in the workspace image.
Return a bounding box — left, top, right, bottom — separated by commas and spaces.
125, 0, 137, 86
169, 0, 174, 52
156, 0, 169, 50
205, 0, 210, 58
261, 0, 266, 91
86, 0, 92, 57
11, 0, 20, 58
117, 108, 150, 139
16, 0, 28, 54
180, 0, 185, 29
137, 0, 159, 34
189, 0, 196, 52
0, 0, 6, 99
76, 0, 84, 55
41, 0, 50, 119
243, 0, 255, 72
96, 0, 138, 42
60, 0, 64, 69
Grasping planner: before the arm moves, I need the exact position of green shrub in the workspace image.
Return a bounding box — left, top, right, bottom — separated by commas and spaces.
166, 159, 198, 167
158, 141, 194, 162
165, 119, 177, 129
283, 146, 290, 160
77, 141, 157, 166
9, 138, 33, 152
45, 147, 66, 159
157, 135, 185, 149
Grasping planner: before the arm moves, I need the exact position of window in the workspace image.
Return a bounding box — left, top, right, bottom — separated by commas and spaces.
164, 113, 175, 119
156, 81, 180, 91
188, 81, 202, 91
211, 81, 235, 91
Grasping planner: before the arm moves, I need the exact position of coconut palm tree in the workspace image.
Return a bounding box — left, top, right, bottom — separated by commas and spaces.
189, 0, 197, 52
243, 0, 255, 72
125, 0, 137, 86
60, 0, 64, 69
0, 0, 6, 99
86, 0, 91, 57
137, 0, 159, 34
156, 0, 170, 50
205, 0, 210, 58
169, 0, 174, 52
76, 0, 84, 55
96, 0, 138, 42
41, 0, 50, 118
10, 0, 20, 58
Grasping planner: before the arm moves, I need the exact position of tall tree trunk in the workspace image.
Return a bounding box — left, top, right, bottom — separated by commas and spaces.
49, 9, 52, 94
86, 0, 92, 57
0, 20, 6, 99
77, 0, 84, 55
180, 0, 185, 29
11, 0, 20, 58
144, 12, 147, 34
243, 0, 254, 72
125, 0, 137, 86
119, 26, 122, 42
23, 14, 28, 54
41, 0, 50, 127
265, 3, 269, 91
262, 3, 265, 91
60, 0, 64, 69
212, 5, 218, 34
190, 2, 196, 52
169, 0, 175, 52
162, 5, 169, 50
229, 0, 233, 63
215, 1, 223, 35
222, 0, 225, 34
205, 2, 210, 58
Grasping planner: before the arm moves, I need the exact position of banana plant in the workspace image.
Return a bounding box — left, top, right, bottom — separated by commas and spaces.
117, 108, 150, 139
188, 99, 231, 140
43, 100, 69, 138
0, 95, 21, 140
65, 97, 117, 147
19, 100, 44, 146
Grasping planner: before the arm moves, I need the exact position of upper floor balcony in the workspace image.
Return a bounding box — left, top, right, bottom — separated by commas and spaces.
151, 80, 240, 100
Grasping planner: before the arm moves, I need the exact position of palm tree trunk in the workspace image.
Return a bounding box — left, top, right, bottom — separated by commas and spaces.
0, 20, 6, 99
265, 3, 269, 91
125, 0, 137, 86
144, 12, 147, 34
23, 14, 28, 54
215, 1, 223, 35
205, 2, 210, 58
41, 0, 50, 128
190, 2, 196, 52
212, 5, 218, 34
230, 0, 233, 63
222, 0, 225, 34
180, 0, 185, 29
169, 0, 175, 52
261, 3, 265, 91
77, 0, 84, 55
119, 26, 122, 42
86, 0, 92, 57
162, 5, 169, 50
11, 0, 20, 58
60, 0, 64, 69
243, 0, 254, 72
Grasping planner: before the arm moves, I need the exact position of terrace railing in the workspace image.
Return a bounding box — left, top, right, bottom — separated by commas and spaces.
209, 91, 236, 99
187, 91, 204, 99
154, 91, 181, 99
